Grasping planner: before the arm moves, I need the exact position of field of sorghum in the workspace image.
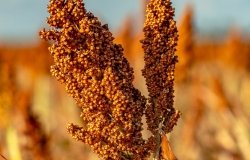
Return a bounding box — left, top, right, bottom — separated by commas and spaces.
0, 0, 250, 159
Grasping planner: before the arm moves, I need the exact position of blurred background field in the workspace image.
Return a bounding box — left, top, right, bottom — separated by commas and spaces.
0, 0, 250, 159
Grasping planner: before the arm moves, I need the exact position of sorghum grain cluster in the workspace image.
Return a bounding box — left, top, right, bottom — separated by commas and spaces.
142, 0, 180, 136
40, 0, 150, 159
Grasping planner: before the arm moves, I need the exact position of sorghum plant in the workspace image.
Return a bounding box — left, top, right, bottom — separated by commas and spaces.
14, 91, 51, 160
0, 57, 15, 129
141, 0, 180, 158
0, 54, 51, 160
40, 0, 180, 159
176, 6, 194, 82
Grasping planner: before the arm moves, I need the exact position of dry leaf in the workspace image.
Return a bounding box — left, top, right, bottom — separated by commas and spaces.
161, 134, 177, 160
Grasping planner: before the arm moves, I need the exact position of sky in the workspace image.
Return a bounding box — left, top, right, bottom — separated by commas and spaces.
0, 0, 250, 41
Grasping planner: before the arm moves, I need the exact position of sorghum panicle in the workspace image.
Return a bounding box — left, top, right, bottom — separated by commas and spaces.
40, 0, 150, 159
141, 0, 180, 136
176, 6, 194, 81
